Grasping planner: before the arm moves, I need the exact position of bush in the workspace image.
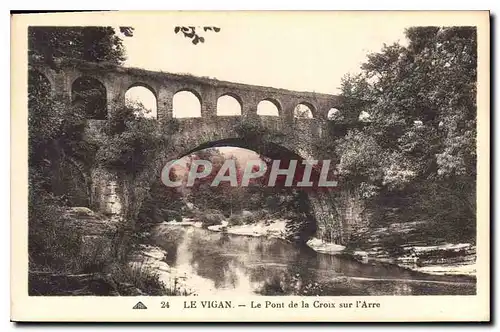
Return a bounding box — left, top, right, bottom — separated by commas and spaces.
29, 213, 114, 274
137, 210, 158, 224
242, 214, 258, 224
228, 214, 244, 226
199, 212, 224, 227
228, 212, 260, 226
253, 209, 269, 221
162, 209, 182, 223
182, 207, 198, 219
283, 210, 299, 220
28, 198, 84, 273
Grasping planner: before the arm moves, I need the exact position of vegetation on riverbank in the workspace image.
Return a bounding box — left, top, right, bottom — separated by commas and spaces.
27, 78, 170, 294
28, 27, 171, 296
306, 27, 477, 255
28, 202, 169, 295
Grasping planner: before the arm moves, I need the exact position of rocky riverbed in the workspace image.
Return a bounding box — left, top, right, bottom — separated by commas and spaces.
344, 221, 476, 276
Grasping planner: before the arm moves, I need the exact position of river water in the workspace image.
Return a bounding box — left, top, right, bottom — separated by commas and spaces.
150, 224, 476, 296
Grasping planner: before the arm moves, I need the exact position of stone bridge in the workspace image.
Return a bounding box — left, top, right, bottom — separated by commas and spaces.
29, 58, 366, 245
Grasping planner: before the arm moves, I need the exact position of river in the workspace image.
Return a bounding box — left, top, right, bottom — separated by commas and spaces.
149, 224, 476, 296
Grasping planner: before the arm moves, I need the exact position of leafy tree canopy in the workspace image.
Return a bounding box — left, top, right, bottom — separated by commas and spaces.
338, 26, 476, 187
28, 26, 128, 65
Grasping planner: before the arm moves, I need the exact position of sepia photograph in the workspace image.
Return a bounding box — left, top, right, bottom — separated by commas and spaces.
11, 10, 490, 322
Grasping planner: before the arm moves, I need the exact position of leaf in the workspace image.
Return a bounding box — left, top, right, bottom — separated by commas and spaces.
199, 36, 205, 43
174, 27, 180, 34
213, 27, 221, 32
119, 27, 134, 37
192, 36, 199, 45
203, 27, 212, 32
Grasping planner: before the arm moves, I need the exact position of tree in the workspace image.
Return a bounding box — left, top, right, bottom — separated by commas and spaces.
28, 27, 131, 274
332, 27, 477, 241
28, 26, 128, 66
28, 27, 131, 202
340, 27, 476, 182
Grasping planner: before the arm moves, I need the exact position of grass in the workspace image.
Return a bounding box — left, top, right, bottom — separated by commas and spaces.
107, 262, 166, 295
27, 199, 191, 296
109, 261, 194, 296
29, 213, 105, 274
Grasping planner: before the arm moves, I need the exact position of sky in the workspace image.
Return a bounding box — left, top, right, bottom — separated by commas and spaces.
120, 14, 410, 95
118, 13, 412, 157
120, 12, 413, 117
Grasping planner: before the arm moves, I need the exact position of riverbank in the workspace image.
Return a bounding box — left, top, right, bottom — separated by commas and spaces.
305, 238, 475, 277
140, 221, 475, 296
29, 207, 174, 296
345, 221, 477, 277
161, 218, 288, 239
155, 218, 476, 278
391, 243, 476, 276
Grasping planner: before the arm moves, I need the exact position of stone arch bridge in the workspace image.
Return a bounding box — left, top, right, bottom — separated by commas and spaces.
29, 58, 366, 245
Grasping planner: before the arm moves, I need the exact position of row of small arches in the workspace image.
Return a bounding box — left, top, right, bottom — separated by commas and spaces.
124, 86, 344, 120
30, 70, 348, 121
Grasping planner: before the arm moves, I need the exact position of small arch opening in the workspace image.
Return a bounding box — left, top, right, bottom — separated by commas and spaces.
125, 85, 157, 119
217, 94, 242, 116
257, 100, 280, 116
327, 108, 341, 120
71, 76, 107, 120
294, 103, 313, 119
173, 90, 202, 118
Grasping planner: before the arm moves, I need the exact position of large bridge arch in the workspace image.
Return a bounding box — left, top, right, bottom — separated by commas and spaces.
162, 115, 319, 161
182, 138, 305, 164
142, 135, 340, 243
132, 120, 342, 243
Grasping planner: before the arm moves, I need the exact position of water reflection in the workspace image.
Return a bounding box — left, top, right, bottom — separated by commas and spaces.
151, 225, 476, 296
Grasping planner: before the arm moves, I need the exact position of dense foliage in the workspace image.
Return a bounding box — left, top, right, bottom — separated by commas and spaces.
323, 27, 477, 243
28, 26, 127, 66
28, 27, 169, 295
